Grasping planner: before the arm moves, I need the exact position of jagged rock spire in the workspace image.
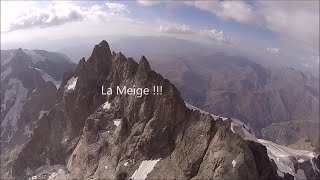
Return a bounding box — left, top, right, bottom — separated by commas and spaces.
138, 55, 151, 73
88, 40, 112, 63
87, 40, 112, 75
75, 57, 86, 76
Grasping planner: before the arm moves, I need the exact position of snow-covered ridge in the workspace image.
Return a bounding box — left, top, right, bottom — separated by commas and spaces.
29, 66, 61, 88
185, 102, 257, 141
259, 139, 317, 177
185, 102, 319, 179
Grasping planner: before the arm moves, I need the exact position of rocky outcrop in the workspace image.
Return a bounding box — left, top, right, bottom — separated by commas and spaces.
5, 40, 293, 180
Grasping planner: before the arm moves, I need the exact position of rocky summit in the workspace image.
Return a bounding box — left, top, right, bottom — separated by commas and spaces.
1, 40, 319, 180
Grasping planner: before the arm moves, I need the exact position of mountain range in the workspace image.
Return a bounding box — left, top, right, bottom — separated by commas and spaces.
151, 53, 319, 151
0, 40, 319, 180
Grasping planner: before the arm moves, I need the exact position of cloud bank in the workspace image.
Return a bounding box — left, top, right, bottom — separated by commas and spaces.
139, 0, 319, 55
3, 2, 131, 32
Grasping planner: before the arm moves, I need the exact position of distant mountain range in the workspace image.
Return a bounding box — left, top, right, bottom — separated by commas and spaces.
0, 48, 76, 179
152, 53, 319, 151
0, 41, 319, 180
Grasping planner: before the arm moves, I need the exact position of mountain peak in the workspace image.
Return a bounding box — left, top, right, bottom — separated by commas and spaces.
14, 48, 25, 56
87, 40, 112, 74
138, 55, 151, 73
90, 40, 111, 60
99, 40, 109, 47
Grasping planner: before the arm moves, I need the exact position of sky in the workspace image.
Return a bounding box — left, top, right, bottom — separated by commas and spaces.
1, 0, 319, 71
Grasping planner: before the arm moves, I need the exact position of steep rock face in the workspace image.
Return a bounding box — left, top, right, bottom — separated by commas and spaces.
9, 41, 288, 180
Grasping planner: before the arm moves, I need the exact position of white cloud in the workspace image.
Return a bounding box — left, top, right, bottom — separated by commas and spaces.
158, 22, 193, 34
185, 1, 319, 55
7, 2, 84, 31
105, 2, 129, 13
1, 1, 133, 32
258, 1, 319, 55
135, 0, 318, 54
193, 1, 262, 26
157, 21, 232, 44
266, 48, 280, 55
199, 29, 232, 44
137, 0, 161, 6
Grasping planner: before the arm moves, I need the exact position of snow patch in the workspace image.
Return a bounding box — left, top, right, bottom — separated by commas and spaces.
113, 119, 122, 127
232, 160, 236, 168
131, 159, 161, 180
24, 126, 33, 137
185, 102, 209, 114
47, 169, 68, 180
230, 119, 258, 142
277, 170, 284, 177
67, 77, 77, 90
39, 110, 48, 120
124, 159, 134, 167
103, 101, 111, 109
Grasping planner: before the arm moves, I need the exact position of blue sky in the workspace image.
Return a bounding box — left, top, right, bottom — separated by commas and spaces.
1, 0, 319, 69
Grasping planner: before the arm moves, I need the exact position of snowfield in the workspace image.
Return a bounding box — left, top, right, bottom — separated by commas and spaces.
113, 119, 121, 127
67, 77, 78, 90
131, 159, 161, 180
38, 110, 49, 120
